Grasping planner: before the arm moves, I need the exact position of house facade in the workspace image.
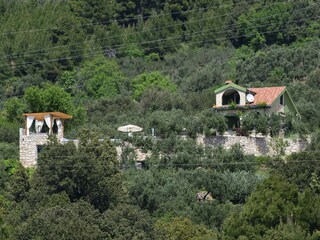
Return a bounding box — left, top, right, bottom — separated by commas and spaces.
212, 81, 300, 129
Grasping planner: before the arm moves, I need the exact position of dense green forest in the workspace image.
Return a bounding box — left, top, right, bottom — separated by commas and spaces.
0, 0, 320, 239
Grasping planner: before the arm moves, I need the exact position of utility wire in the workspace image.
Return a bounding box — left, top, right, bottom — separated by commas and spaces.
0, 1, 272, 58
0, 0, 263, 36
0, 21, 317, 70
1, 157, 319, 168
51, 37, 320, 79
0, 0, 310, 60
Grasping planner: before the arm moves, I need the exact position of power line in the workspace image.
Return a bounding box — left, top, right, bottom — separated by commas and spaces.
0, 0, 266, 58
55, 37, 320, 80
0, 21, 317, 70
0, 14, 316, 74
0, 0, 263, 36
1, 157, 319, 168
0, 0, 310, 60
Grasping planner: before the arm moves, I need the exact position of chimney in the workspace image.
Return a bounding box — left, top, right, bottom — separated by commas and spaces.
225, 80, 233, 84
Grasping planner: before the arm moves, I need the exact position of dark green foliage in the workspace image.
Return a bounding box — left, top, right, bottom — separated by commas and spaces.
0, 1, 85, 81
235, 1, 294, 49
35, 130, 123, 212
308, 131, 320, 151
154, 216, 218, 240
0, 120, 20, 144
126, 169, 196, 215
169, 139, 206, 169
255, 113, 269, 135
0, 0, 319, 237
222, 175, 299, 239
69, 0, 116, 26
296, 189, 320, 233
0, 159, 22, 194
100, 204, 154, 240
78, 56, 125, 99
241, 112, 255, 133
183, 55, 232, 93
262, 222, 309, 240
86, 95, 141, 138
269, 112, 281, 137
213, 144, 256, 173
202, 170, 261, 204
24, 85, 75, 114
4, 97, 26, 122
131, 71, 176, 100
189, 200, 235, 230
14, 201, 104, 240
139, 89, 187, 113
145, 109, 186, 138
307, 68, 320, 88
236, 42, 320, 85
241, 112, 269, 135
57, 70, 77, 93
5, 164, 30, 202
0, 215, 8, 240
125, 164, 256, 228
297, 100, 320, 132
200, 109, 227, 136
271, 150, 320, 192
222, 175, 320, 239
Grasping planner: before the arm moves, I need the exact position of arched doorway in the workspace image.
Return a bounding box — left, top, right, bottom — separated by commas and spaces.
222, 89, 240, 105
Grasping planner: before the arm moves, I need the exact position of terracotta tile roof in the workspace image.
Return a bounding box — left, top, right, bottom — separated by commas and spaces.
248, 86, 286, 105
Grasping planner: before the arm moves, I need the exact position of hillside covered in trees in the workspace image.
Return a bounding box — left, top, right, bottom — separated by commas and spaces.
0, 0, 320, 239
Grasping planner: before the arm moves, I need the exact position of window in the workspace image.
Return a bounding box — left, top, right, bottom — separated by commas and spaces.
37, 145, 44, 154
280, 95, 284, 105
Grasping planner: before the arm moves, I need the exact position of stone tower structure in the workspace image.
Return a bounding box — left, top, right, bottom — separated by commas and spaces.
19, 112, 72, 168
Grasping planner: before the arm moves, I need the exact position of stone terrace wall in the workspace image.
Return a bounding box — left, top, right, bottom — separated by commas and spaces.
19, 128, 49, 168
197, 134, 309, 156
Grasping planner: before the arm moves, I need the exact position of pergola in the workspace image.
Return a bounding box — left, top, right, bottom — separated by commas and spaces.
23, 112, 72, 135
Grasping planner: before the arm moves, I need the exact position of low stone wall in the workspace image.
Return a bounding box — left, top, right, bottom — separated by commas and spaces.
197, 134, 309, 156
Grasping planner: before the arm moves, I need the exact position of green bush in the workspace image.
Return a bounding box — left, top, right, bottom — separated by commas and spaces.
131, 72, 176, 100
269, 113, 281, 137
0, 142, 18, 161
4, 97, 26, 122
0, 120, 20, 144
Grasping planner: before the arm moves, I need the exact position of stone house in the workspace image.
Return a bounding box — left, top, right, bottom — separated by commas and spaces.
212, 81, 300, 129
19, 112, 72, 168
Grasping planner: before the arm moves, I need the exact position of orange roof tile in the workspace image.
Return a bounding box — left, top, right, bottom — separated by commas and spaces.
248, 86, 286, 105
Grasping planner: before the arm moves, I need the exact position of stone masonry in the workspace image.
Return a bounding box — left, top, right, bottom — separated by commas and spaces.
19, 128, 50, 168
196, 134, 309, 156
19, 128, 65, 168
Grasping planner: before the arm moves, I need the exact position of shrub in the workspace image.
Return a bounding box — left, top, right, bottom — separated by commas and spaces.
144, 52, 160, 62
269, 113, 281, 137
0, 120, 20, 144
256, 101, 267, 108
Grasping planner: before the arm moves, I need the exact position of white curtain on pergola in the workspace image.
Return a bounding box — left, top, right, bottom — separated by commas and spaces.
35, 120, 44, 133
44, 115, 52, 134
56, 118, 62, 133
26, 116, 35, 135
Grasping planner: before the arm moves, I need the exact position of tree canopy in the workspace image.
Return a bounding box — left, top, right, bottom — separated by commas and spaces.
0, 0, 319, 238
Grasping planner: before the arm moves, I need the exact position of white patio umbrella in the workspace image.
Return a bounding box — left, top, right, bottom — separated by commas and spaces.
117, 124, 143, 134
